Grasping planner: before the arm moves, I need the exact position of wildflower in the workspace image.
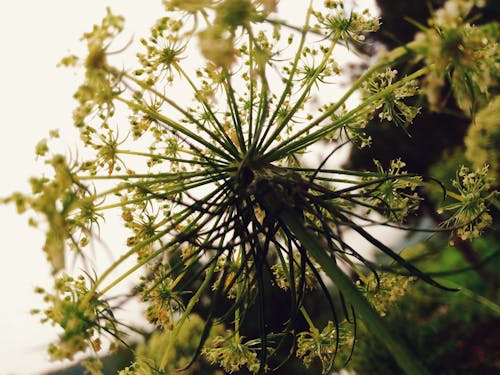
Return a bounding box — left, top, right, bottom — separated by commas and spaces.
203, 331, 261, 374
2, 192, 30, 214
297, 321, 341, 374
271, 252, 317, 291
120, 313, 219, 374
366, 159, 422, 222
29, 156, 77, 273
93, 129, 128, 174
10, 2, 481, 374
441, 165, 494, 241
33, 275, 119, 363
360, 273, 417, 317
61, 8, 125, 144
363, 68, 420, 127
199, 25, 238, 68
215, 0, 256, 29
412, 0, 499, 113
313, 3, 380, 47
295, 47, 340, 90
137, 17, 188, 83
49, 129, 60, 138
142, 266, 185, 330
35, 139, 49, 157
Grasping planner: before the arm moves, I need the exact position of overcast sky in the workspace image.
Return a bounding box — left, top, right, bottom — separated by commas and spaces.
0, 1, 379, 374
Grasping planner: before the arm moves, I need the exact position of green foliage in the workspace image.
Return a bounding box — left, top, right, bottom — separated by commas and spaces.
339, 239, 500, 375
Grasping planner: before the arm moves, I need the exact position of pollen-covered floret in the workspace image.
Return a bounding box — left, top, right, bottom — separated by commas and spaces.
203, 331, 261, 374
297, 321, 344, 374
441, 165, 494, 242
313, 2, 380, 46
363, 68, 420, 127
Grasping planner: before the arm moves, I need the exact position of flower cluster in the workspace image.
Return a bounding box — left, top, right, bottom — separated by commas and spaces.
31, 275, 117, 363
296, 320, 344, 374
203, 331, 262, 374
412, 0, 499, 113
360, 273, 417, 317
120, 314, 220, 374
136, 16, 187, 84
271, 252, 317, 291
142, 266, 185, 330
161, 0, 279, 68
4, 154, 99, 274
59, 8, 125, 146
364, 159, 422, 223
313, 1, 380, 46
441, 165, 494, 242
363, 68, 420, 127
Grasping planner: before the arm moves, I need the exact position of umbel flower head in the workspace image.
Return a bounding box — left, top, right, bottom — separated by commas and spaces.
441, 165, 494, 242
412, 0, 499, 114
5, 1, 496, 374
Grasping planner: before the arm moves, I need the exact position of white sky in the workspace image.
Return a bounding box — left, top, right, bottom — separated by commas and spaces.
0, 1, 380, 374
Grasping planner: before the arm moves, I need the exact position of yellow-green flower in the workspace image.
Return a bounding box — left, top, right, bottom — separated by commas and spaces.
465, 96, 500, 182
413, 0, 499, 113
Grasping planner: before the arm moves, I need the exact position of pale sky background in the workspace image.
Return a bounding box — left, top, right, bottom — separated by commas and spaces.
0, 1, 381, 374
0, 2, 164, 374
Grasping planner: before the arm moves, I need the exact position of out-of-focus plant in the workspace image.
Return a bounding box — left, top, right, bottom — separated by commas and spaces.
4, 0, 498, 374
465, 95, 500, 183
120, 313, 224, 374
412, 0, 499, 114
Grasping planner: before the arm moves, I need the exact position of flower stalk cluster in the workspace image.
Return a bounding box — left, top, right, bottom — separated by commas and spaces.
4, 0, 498, 374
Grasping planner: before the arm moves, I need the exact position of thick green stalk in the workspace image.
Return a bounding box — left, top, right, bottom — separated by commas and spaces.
279, 210, 430, 375
160, 261, 218, 369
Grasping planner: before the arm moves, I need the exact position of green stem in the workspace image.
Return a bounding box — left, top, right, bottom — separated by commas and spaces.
115, 149, 224, 167
279, 209, 430, 375
300, 306, 316, 330
256, 0, 316, 152
222, 69, 247, 153
96, 183, 228, 296
264, 67, 428, 161
160, 261, 217, 369
123, 71, 240, 160
319, 42, 419, 122
171, 63, 240, 158
116, 96, 235, 161
436, 278, 500, 316
262, 44, 422, 162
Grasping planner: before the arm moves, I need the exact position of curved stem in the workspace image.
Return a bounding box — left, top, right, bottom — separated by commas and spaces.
279, 209, 430, 375
160, 261, 217, 369
264, 66, 428, 161
116, 96, 235, 161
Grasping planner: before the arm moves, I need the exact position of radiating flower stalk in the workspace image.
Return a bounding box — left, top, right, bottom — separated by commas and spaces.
5, 1, 498, 374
